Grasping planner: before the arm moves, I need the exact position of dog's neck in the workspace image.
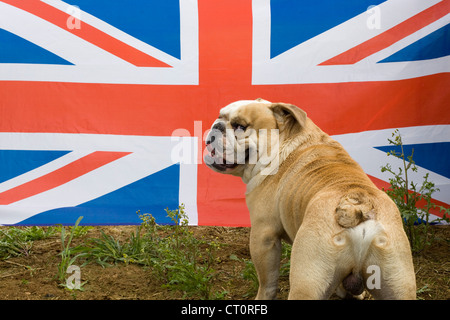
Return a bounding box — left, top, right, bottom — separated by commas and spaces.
243, 155, 280, 193
244, 119, 328, 194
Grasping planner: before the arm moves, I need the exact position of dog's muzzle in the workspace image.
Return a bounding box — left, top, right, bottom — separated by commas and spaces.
204, 122, 240, 171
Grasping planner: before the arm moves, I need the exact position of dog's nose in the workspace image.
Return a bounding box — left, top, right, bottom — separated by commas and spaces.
206, 135, 215, 145
206, 122, 225, 145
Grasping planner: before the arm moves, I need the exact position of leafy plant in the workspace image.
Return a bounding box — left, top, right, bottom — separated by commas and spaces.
55, 225, 92, 238
56, 216, 87, 289
230, 254, 258, 297
140, 205, 224, 299
381, 129, 449, 254
82, 227, 146, 266
74, 205, 225, 299
0, 229, 33, 259
0, 226, 55, 259
230, 241, 292, 298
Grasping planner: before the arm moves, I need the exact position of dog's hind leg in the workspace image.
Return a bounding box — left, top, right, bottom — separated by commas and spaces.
288, 224, 342, 299
363, 228, 416, 300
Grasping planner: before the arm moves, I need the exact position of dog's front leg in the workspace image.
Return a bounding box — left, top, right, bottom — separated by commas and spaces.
250, 227, 282, 300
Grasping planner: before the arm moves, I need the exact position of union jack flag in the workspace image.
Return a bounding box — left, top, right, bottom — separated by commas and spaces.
0, 0, 448, 226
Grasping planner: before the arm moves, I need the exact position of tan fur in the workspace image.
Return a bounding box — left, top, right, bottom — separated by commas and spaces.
205, 99, 416, 300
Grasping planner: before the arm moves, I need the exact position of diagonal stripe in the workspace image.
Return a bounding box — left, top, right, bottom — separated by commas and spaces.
1, 0, 171, 67
0, 150, 92, 193
0, 151, 130, 205
374, 142, 450, 178
320, 0, 450, 65
368, 175, 449, 219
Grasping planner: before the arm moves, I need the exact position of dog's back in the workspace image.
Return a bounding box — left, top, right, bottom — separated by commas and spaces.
271, 132, 416, 299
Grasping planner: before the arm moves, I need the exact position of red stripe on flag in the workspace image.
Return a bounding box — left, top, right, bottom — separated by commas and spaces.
369, 175, 449, 219
320, 0, 450, 65
1, 71, 448, 137
0, 151, 130, 205
2, 0, 171, 67
198, 0, 252, 86
195, 0, 254, 226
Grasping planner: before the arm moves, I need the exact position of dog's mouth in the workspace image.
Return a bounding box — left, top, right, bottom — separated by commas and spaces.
205, 143, 249, 172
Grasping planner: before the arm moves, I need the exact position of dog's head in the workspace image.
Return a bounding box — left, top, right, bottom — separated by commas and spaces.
204, 99, 307, 184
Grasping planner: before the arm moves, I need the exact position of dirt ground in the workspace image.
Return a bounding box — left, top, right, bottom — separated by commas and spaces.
0, 224, 448, 300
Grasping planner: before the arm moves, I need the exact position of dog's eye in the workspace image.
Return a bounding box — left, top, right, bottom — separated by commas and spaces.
232, 123, 247, 131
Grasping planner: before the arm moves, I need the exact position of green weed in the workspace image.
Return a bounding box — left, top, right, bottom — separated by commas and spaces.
381, 129, 449, 254
82, 227, 146, 266
0, 226, 55, 259
139, 205, 224, 299
73, 205, 225, 299
56, 216, 87, 289
230, 241, 292, 298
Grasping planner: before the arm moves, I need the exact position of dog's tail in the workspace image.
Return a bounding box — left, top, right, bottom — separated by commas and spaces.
334, 190, 384, 296
335, 189, 376, 228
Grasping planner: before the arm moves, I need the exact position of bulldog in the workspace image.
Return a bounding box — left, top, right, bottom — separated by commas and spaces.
204, 99, 416, 300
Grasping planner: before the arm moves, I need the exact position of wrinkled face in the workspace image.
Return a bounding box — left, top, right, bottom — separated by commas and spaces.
204, 100, 280, 177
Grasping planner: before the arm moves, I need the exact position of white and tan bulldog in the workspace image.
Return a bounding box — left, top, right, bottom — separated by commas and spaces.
204, 99, 416, 300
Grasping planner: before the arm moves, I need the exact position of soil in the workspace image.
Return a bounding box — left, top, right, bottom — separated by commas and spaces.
0, 225, 448, 300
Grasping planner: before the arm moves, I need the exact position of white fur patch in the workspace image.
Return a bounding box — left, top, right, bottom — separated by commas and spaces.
347, 220, 385, 272
219, 99, 271, 118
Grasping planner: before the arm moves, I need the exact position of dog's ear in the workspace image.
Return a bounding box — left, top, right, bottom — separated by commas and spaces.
270, 103, 307, 135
